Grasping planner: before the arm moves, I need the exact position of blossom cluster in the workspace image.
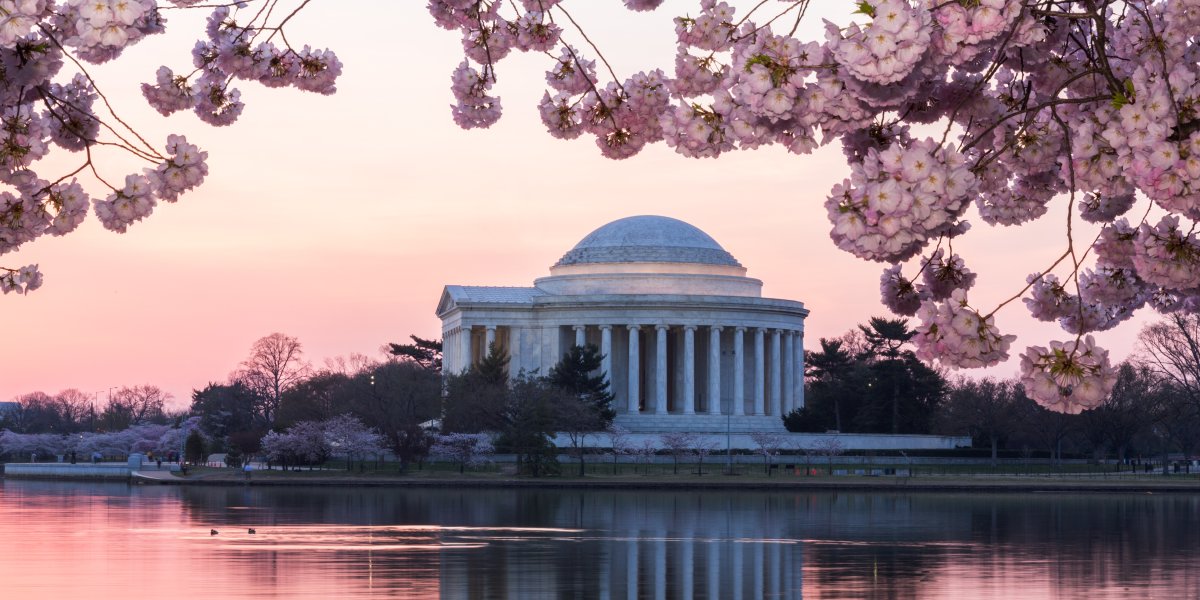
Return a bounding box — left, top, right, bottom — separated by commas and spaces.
826, 137, 974, 263
142, 6, 341, 125
1019, 336, 1117, 414
827, 0, 932, 86
0, 263, 40, 294
912, 289, 1015, 369
2, 1, 335, 293
92, 135, 207, 233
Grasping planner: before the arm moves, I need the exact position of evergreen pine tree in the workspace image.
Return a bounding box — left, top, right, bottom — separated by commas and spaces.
547, 344, 616, 426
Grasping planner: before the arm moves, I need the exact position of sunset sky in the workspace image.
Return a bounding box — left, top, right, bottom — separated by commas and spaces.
2, 1, 1149, 407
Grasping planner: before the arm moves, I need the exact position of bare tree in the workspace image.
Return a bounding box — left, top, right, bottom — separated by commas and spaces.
115, 385, 170, 423
1079, 363, 1159, 463
691, 438, 719, 476
1137, 314, 1200, 407
936, 377, 1022, 466
53, 389, 95, 431
810, 437, 846, 475
660, 432, 698, 475
234, 333, 311, 425
749, 431, 787, 475
607, 426, 633, 474
557, 396, 605, 477
322, 353, 376, 377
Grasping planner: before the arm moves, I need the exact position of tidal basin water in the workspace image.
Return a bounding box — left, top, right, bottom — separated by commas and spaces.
1, 481, 1199, 599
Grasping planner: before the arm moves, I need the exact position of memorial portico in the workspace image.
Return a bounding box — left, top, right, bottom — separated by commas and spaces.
436, 216, 808, 434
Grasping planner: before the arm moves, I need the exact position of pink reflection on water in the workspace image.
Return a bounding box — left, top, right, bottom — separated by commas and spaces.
0, 485, 535, 599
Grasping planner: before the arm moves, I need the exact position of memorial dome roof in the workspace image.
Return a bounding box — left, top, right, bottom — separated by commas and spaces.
553, 215, 741, 267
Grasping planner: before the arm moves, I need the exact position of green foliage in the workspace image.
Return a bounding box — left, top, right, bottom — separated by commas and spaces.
191, 381, 264, 439
349, 360, 441, 469
795, 318, 947, 435
184, 430, 207, 464
388, 335, 443, 371
794, 338, 865, 432
474, 343, 511, 386
547, 344, 616, 427
442, 345, 512, 434
276, 371, 351, 429
223, 447, 244, 468
227, 430, 265, 456
783, 406, 831, 433
498, 375, 568, 477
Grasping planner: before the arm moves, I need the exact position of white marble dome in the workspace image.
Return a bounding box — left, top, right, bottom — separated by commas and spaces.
539, 216, 760, 297
554, 215, 742, 267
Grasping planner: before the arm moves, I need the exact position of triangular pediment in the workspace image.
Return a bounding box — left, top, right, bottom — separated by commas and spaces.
435, 286, 461, 317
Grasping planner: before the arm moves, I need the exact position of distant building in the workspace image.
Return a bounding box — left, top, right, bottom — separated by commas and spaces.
0, 401, 17, 415
436, 215, 808, 434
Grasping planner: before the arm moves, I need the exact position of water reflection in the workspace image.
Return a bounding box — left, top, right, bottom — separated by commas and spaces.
2, 480, 1200, 599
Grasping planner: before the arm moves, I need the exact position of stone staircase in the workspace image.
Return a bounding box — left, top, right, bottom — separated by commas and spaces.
612, 414, 787, 434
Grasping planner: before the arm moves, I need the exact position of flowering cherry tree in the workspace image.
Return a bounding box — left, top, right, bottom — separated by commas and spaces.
323, 413, 387, 470
261, 415, 386, 469
429, 432, 495, 473
422, 0, 1200, 412
0, 1, 338, 294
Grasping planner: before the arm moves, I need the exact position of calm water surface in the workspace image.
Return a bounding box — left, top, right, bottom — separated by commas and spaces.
0, 480, 1198, 599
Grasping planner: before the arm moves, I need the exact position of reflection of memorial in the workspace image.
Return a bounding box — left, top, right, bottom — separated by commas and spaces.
438, 531, 802, 599
433, 492, 817, 598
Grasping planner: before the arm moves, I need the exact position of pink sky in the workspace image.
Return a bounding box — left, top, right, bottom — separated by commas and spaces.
2, 2, 1148, 407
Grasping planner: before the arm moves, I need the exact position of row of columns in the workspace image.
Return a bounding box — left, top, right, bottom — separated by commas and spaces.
443, 324, 498, 374
604, 324, 802, 417
448, 322, 804, 416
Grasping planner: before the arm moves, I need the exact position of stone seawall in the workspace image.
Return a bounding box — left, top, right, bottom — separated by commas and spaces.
3, 463, 132, 480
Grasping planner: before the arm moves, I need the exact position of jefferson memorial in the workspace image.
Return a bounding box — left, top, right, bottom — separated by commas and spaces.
436, 215, 806, 434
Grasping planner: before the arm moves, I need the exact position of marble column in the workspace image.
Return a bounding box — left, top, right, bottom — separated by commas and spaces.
628, 326, 641, 414
574, 325, 586, 348
783, 331, 794, 415
463, 326, 474, 370
794, 331, 805, 410
733, 327, 745, 416
600, 325, 613, 388
485, 325, 496, 355
770, 329, 782, 416
655, 325, 669, 415
683, 326, 696, 415
754, 328, 766, 416
708, 327, 722, 415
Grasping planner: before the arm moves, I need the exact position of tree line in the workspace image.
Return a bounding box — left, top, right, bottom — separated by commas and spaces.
2, 332, 616, 476
8, 313, 1200, 471
795, 314, 1200, 466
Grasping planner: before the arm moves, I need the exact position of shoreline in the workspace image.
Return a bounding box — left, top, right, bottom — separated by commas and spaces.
100, 472, 1200, 493
6, 464, 1200, 493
